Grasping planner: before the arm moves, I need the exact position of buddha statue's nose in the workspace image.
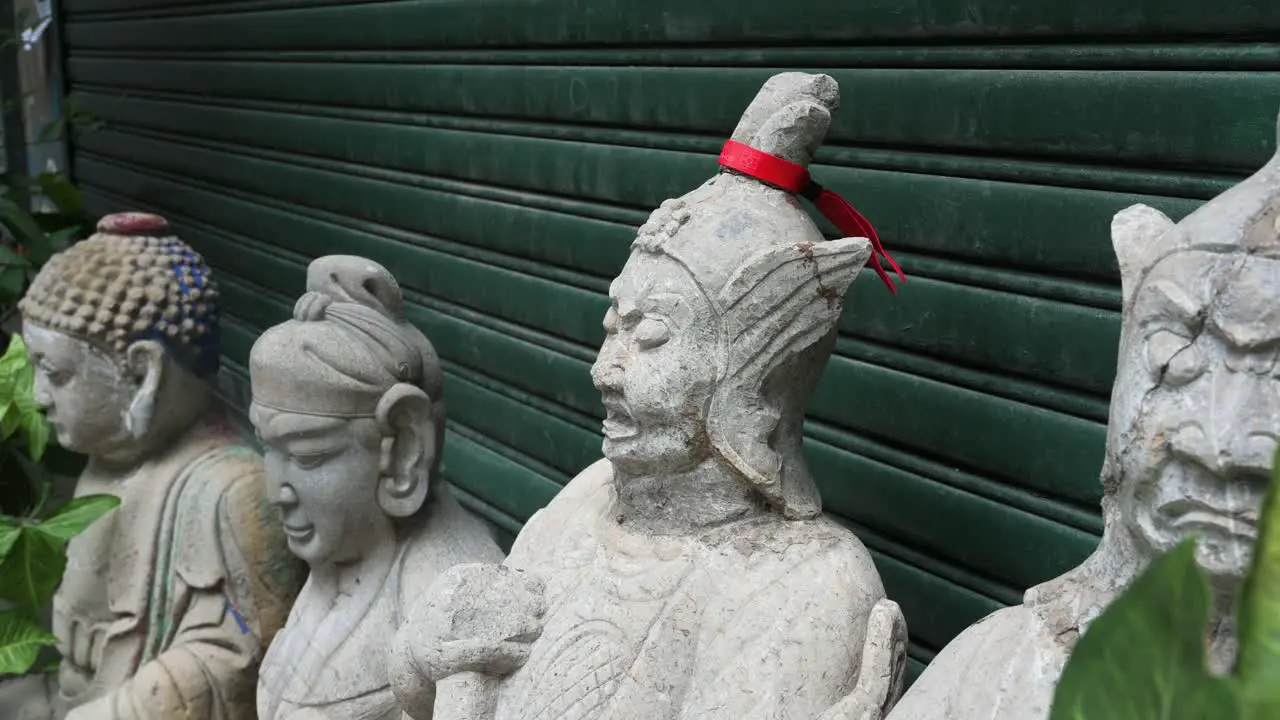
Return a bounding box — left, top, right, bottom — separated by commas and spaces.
278, 484, 300, 507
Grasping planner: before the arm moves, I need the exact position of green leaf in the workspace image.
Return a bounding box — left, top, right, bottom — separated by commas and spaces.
0, 405, 19, 439
22, 408, 48, 461
35, 118, 64, 144
0, 265, 24, 300
0, 526, 66, 612
1049, 539, 1240, 720
35, 494, 120, 544
0, 403, 20, 440
44, 225, 80, 253
1236, 450, 1280, 705
0, 197, 53, 265
32, 173, 82, 216
0, 610, 59, 675
0, 522, 18, 560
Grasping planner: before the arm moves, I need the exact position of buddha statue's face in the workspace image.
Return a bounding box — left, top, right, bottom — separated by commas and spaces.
1113, 250, 1280, 582
591, 254, 719, 478
24, 322, 133, 456
251, 407, 393, 568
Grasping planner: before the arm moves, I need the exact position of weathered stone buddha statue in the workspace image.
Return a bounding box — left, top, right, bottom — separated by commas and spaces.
2, 212, 303, 720
388, 72, 908, 720
887, 112, 1280, 720
250, 255, 505, 720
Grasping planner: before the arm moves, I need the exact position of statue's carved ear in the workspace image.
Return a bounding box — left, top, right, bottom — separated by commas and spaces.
1112, 204, 1176, 309
375, 383, 435, 518
123, 339, 167, 439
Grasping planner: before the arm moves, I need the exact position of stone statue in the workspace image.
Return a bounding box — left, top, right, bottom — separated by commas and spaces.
887, 112, 1280, 720
250, 255, 505, 720
388, 72, 909, 720
2, 212, 304, 720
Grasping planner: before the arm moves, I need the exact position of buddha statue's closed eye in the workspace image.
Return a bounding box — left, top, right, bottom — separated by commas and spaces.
0, 212, 303, 720
388, 72, 909, 720
887, 110, 1280, 720
250, 255, 504, 720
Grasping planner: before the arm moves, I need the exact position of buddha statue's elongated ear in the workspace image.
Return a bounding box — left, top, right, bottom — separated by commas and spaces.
123, 340, 167, 440
1111, 204, 1176, 310
375, 382, 435, 518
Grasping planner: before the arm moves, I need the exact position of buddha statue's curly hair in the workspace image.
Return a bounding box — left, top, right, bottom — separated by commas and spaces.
18, 212, 221, 377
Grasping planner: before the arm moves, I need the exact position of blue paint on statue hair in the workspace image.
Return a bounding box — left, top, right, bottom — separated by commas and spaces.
137, 249, 222, 379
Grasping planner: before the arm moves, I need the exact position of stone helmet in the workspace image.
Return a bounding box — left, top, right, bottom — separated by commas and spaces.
630, 72, 873, 519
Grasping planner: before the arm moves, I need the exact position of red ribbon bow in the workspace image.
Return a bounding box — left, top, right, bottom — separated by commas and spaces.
718, 139, 905, 294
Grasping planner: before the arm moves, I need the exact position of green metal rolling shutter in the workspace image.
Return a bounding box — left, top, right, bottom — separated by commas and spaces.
60, 0, 1280, 681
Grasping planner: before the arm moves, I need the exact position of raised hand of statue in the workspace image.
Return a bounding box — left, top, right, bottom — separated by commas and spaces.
818, 599, 909, 720
390, 563, 547, 719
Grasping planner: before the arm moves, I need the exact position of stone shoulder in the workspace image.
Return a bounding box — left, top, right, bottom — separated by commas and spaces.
173, 441, 304, 643
507, 458, 614, 563
703, 514, 884, 605
886, 604, 1048, 720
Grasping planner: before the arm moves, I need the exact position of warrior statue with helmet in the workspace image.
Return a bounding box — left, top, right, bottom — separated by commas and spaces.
388, 72, 909, 720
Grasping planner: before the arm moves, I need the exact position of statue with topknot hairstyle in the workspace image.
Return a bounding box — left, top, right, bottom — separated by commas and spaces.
388, 72, 906, 720
1, 212, 303, 720
248, 255, 503, 720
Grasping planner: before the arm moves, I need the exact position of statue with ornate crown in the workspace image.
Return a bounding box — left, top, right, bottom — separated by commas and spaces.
387, 72, 909, 720
0, 212, 303, 720
250, 255, 505, 720
886, 111, 1280, 719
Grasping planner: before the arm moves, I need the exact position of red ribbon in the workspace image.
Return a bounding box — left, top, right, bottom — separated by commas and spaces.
718, 139, 905, 293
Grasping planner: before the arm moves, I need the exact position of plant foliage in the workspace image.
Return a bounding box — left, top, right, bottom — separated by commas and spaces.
0, 157, 116, 676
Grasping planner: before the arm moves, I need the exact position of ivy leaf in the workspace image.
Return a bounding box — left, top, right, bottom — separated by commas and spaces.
35, 494, 120, 544
1049, 538, 1240, 720
0, 610, 58, 675
1236, 451, 1280, 715
0, 526, 66, 612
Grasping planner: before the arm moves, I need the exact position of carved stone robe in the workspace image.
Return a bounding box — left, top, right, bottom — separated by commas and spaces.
884, 605, 1066, 720
49, 413, 303, 719
257, 491, 504, 720
454, 459, 884, 720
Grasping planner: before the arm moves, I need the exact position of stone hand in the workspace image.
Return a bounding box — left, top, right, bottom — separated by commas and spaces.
817, 598, 909, 720
402, 563, 547, 681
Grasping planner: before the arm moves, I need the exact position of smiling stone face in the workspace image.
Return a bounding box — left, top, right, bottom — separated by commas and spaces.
1112, 250, 1280, 582
250, 407, 391, 568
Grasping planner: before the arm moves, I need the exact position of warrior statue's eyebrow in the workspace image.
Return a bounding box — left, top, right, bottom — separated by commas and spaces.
1144, 279, 1202, 326
641, 293, 684, 316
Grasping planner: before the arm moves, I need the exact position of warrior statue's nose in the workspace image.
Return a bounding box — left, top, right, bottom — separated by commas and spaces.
1210, 371, 1278, 477
590, 340, 627, 391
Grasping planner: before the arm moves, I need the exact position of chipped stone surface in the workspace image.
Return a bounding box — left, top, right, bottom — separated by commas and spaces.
1, 214, 302, 720
249, 255, 503, 720
888, 111, 1280, 720
390, 73, 906, 720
